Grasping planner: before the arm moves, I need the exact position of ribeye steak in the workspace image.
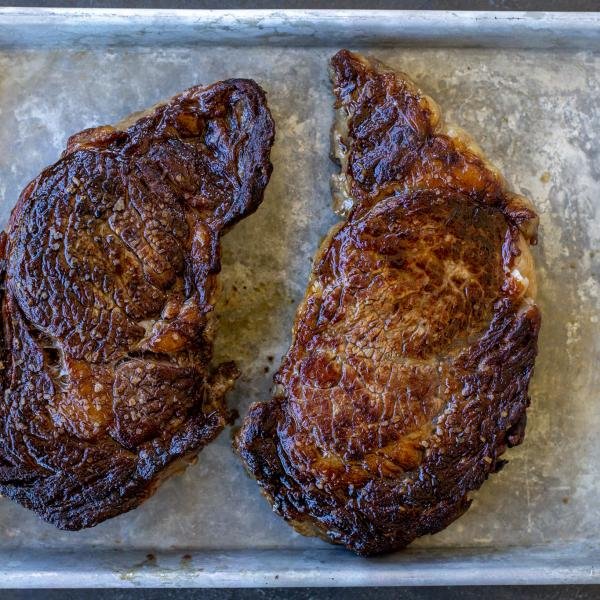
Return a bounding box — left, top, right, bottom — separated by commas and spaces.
235, 50, 540, 556
0, 79, 274, 529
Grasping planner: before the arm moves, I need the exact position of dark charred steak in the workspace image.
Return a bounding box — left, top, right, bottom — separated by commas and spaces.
0, 79, 274, 529
236, 50, 540, 556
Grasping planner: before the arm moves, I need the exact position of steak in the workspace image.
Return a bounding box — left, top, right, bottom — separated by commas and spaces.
235, 50, 541, 556
0, 79, 274, 529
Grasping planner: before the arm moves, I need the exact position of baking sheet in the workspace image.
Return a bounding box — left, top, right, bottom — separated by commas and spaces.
0, 9, 598, 588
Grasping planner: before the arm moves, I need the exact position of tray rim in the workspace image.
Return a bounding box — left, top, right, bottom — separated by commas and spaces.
0, 7, 598, 589
0, 8, 599, 50
1, 543, 599, 588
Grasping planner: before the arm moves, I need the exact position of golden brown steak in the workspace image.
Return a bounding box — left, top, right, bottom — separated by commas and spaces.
0, 79, 274, 529
235, 50, 540, 556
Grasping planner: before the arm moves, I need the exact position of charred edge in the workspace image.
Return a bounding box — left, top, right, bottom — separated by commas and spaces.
0, 232, 7, 393
213, 80, 276, 233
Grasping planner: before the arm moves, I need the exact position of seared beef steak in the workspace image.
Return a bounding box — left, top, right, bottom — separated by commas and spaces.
236, 50, 540, 556
0, 79, 274, 529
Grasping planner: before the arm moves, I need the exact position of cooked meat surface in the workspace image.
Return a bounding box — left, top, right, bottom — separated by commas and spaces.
0, 79, 274, 529
235, 50, 540, 556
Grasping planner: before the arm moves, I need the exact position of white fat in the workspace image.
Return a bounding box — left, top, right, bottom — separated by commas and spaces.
329, 106, 354, 217
511, 267, 532, 298
138, 319, 156, 336
512, 267, 527, 285
114, 101, 165, 130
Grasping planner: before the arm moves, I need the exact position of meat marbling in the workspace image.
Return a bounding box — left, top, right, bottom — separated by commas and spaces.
0, 79, 274, 529
235, 50, 540, 556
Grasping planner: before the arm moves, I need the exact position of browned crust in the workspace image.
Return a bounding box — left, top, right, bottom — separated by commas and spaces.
0, 79, 274, 529
235, 50, 540, 556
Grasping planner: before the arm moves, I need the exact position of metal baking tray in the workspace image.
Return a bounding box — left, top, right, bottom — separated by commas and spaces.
0, 8, 598, 588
